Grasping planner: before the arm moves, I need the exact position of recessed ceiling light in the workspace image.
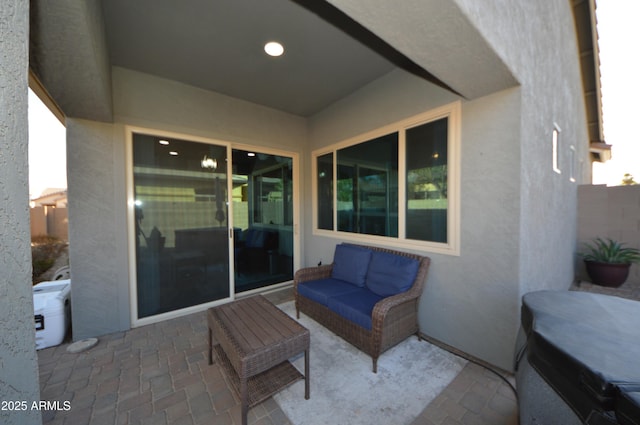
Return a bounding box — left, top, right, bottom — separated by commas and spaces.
159, 139, 169, 145
169, 151, 179, 156
247, 152, 256, 157
264, 41, 284, 57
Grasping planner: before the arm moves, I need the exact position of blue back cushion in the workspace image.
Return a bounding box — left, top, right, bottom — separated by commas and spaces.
331, 244, 372, 287
365, 251, 420, 297
245, 229, 265, 248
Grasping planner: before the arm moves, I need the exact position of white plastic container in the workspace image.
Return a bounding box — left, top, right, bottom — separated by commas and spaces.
33, 279, 71, 350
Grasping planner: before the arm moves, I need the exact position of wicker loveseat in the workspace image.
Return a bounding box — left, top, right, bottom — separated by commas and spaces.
294, 243, 431, 373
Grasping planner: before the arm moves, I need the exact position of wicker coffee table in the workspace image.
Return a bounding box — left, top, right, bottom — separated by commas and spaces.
207, 295, 310, 425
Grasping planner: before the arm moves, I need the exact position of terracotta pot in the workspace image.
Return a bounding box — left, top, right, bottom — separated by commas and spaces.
584, 260, 631, 287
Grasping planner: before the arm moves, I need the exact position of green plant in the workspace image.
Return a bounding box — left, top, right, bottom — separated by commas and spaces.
31, 235, 67, 284
580, 238, 640, 264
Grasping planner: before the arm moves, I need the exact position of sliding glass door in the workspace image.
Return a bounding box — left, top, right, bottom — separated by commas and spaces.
132, 133, 231, 319
232, 149, 294, 293
130, 131, 297, 322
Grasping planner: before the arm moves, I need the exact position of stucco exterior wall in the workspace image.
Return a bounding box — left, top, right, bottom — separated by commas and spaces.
67, 67, 307, 338
67, 119, 131, 339
307, 70, 523, 369
438, 88, 522, 368
0, 1, 42, 424
62, 1, 591, 371
324, 0, 518, 99
30, 206, 68, 240
30, 0, 113, 122
112, 67, 307, 150
453, 1, 589, 297
305, 0, 590, 370
30, 206, 48, 237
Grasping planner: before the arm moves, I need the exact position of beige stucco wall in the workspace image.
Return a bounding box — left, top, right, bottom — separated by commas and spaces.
305, 0, 589, 370
30, 206, 68, 240
454, 0, 590, 294
67, 119, 131, 339
0, 1, 42, 424
30, 206, 48, 237
62, 1, 591, 372
67, 67, 308, 339
307, 68, 523, 370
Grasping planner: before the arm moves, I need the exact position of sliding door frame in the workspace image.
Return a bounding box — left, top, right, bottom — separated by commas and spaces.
230, 142, 300, 298
125, 126, 299, 327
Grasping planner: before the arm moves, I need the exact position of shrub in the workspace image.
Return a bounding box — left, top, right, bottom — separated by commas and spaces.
31, 235, 67, 284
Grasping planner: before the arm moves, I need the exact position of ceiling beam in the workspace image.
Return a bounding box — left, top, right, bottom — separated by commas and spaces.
319, 0, 519, 100
29, 0, 113, 122
292, 0, 463, 97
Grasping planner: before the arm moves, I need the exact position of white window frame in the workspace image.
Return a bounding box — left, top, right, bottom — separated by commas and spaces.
125, 126, 301, 327
552, 124, 562, 174
312, 101, 461, 256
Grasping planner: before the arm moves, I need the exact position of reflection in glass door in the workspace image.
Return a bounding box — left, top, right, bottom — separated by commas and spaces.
132, 133, 230, 319
232, 149, 293, 293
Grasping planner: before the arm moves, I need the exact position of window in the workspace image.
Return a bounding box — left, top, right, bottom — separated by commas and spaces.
336, 133, 398, 237
313, 102, 460, 255
317, 153, 334, 230
552, 125, 561, 174
249, 161, 293, 226
231, 149, 295, 293
406, 118, 448, 243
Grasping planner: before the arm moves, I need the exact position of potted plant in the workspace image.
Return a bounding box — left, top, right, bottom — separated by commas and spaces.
579, 238, 640, 287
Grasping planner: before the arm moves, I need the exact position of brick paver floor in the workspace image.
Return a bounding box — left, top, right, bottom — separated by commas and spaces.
39, 279, 640, 424
37, 289, 521, 425
37, 287, 520, 425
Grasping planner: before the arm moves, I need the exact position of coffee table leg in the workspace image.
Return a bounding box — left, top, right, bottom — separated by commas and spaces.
305, 348, 310, 400
240, 378, 248, 425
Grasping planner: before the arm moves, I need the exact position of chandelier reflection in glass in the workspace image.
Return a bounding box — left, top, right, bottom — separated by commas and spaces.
201, 155, 217, 170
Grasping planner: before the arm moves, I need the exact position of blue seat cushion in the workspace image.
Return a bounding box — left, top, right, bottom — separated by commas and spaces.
297, 278, 361, 307
327, 288, 384, 330
330, 244, 372, 287
365, 251, 420, 297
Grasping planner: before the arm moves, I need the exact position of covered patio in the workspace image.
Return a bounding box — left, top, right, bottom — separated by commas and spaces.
2, 1, 605, 424
38, 289, 518, 425
38, 278, 640, 424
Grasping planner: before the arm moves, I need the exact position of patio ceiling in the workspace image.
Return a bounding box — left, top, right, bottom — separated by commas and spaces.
100, 0, 402, 117
30, 0, 523, 123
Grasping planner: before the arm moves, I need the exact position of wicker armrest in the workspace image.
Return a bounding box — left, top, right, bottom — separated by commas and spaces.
371, 291, 419, 331
294, 264, 333, 287
372, 290, 418, 318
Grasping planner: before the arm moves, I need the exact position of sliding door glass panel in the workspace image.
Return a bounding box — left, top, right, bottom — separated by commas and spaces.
406, 118, 448, 243
336, 133, 398, 237
232, 149, 293, 292
317, 153, 334, 230
133, 133, 230, 319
